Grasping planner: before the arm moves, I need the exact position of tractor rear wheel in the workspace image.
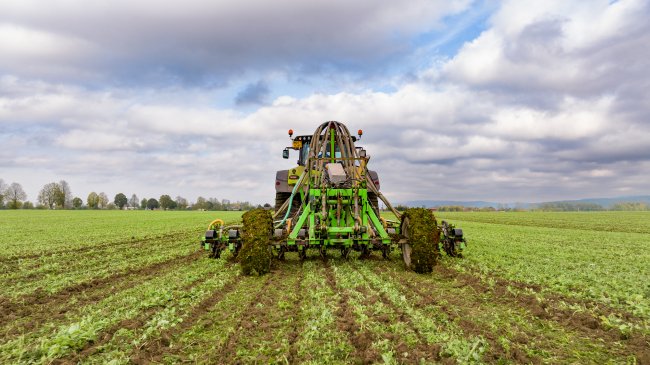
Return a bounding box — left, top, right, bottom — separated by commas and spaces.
275, 192, 302, 218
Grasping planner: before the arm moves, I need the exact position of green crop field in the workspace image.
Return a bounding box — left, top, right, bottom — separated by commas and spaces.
1, 210, 648, 364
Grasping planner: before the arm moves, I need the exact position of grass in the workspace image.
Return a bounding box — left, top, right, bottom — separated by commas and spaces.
0, 209, 648, 364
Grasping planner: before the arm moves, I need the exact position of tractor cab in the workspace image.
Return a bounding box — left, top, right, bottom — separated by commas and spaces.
283, 134, 360, 167
277, 127, 377, 215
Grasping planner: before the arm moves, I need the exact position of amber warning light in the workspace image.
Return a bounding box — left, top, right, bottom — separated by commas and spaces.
358, 129, 363, 136
288, 129, 293, 137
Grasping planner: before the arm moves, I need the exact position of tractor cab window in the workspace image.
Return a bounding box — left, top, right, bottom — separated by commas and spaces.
299, 144, 310, 166
318, 145, 342, 159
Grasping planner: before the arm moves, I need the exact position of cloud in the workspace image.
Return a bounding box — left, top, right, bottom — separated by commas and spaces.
2, 0, 650, 205
0, 0, 471, 84
235, 81, 270, 106
443, 0, 650, 99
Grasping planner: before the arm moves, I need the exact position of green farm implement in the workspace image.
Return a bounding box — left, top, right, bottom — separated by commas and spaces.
201, 121, 466, 273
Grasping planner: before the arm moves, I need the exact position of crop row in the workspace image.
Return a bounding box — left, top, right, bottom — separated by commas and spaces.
437, 219, 650, 334
0, 256, 237, 364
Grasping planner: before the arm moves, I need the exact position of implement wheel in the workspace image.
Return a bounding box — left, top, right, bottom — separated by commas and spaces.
239, 209, 273, 276
401, 208, 440, 273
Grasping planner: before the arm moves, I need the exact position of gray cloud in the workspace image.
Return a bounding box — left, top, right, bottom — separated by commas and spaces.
0, 0, 470, 85
235, 81, 269, 106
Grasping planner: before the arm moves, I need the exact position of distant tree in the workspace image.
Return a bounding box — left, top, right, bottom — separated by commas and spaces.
263, 203, 271, 208
159, 195, 175, 210
194, 196, 207, 210
175, 196, 188, 210
209, 198, 222, 210
438, 205, 465, 212
56, 180, 72, 208
147, 198, 160, 210
611, 202, 649, 211
4, 182, 27, 209
72, 197, 83, 209
141, 198, 148, 209
538, 202, 604, 211
0, 178, 7, 208
38, 182, 61, 209
114, 193, 128, 209
87, 192, 100, 209
129, 194, 139, 209
394, 204, 408, 212
22, 201, 34, 209
106, 202, 117, 210
98, 192, 109, 209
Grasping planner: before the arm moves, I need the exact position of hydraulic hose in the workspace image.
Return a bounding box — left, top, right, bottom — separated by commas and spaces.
274, 170, 307, 228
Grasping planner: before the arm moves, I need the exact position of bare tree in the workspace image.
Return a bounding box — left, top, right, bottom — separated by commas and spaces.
38, 182, 60, 209
4, 182, 27, 209
98, 192, 109, 209
129, 194, 139, 209
58, 180, 72, 208
175, 196, 188, 210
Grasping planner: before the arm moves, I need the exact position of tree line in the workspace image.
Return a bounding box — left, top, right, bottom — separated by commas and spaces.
0, 178, 263, 210
392, 202, 650, 212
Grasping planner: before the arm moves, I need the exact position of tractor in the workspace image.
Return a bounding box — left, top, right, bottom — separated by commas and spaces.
201, 121, 466, 273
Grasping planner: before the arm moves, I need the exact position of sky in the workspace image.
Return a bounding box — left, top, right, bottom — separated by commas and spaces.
1, 0, 649, 205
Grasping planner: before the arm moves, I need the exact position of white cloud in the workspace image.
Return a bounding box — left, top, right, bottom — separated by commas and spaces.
443, 0, 650, 96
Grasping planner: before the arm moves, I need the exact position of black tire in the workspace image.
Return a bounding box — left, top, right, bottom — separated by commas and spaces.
275, 192, 290, 215
275, 192, 302, 218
